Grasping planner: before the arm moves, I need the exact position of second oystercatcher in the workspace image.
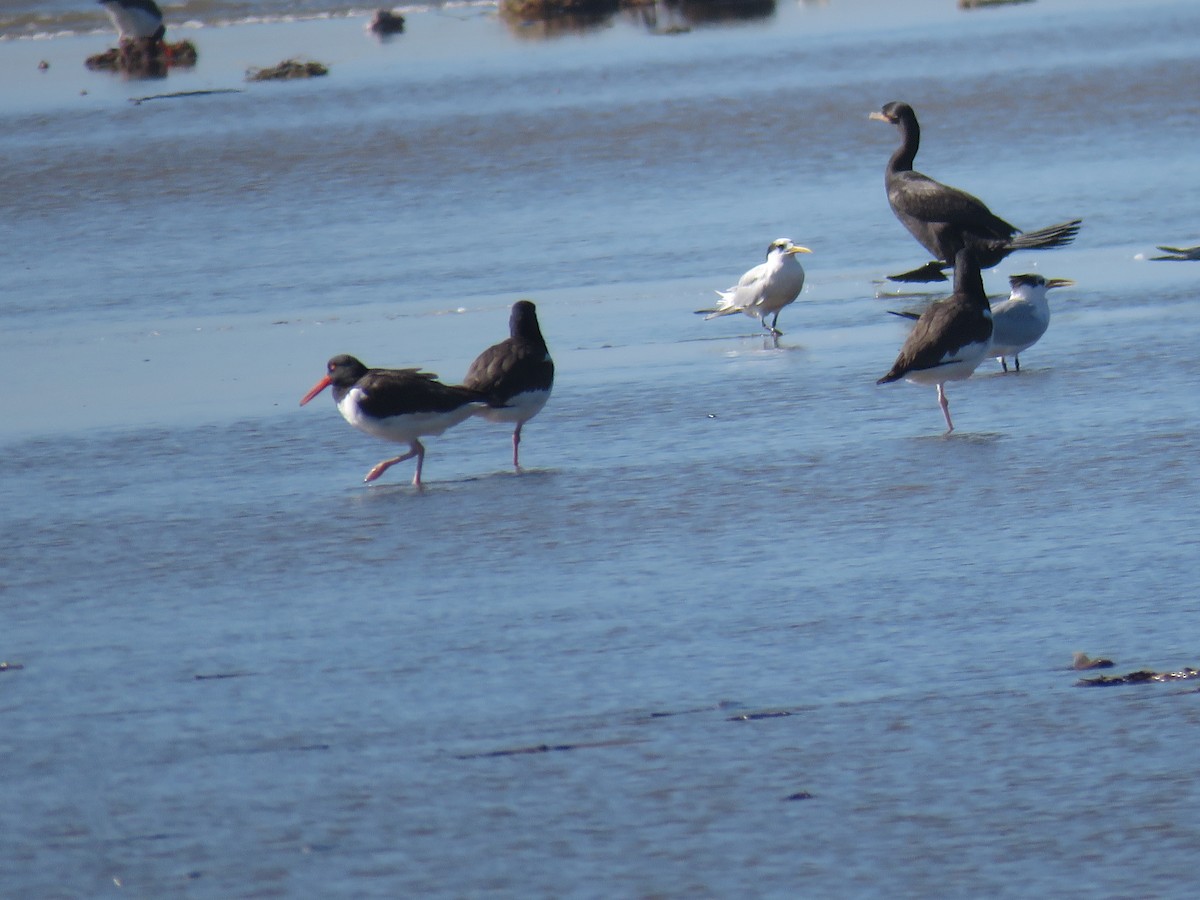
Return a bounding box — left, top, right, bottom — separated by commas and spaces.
463, 300, 554, 471
300, 354, 484, 487
877, 248, 993, 434
697, 238, 812, 336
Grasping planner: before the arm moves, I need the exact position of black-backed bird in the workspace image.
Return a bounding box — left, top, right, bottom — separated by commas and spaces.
98, 0, 165, 41
877, 248, 993, 433
887, 271, 1076, 373
1150, 244, 1200, 261
869, 101, 1081, 283
300, 355, 484, 487
367, 9, 406, 35
463, 300, 554, 471
987, 273, 1075, 372
698, 238, 812, 335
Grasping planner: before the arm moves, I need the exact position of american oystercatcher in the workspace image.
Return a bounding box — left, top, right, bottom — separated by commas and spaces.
98, 0, 166, 42
869, 101, 1081, 283
463, 300, 554, 471
877, 248, 993, 433
300, 355, 484, 486
698, 238, 812, 336
988, 273, 1075, 372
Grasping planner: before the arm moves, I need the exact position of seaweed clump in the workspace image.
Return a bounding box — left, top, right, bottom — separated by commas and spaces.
501, 0, 620, 17
500, 0, 621, 35
85, 39, 198, 79
1078, 666, 1200, 687
246, 60, 330, 82
502, 0, 775, 37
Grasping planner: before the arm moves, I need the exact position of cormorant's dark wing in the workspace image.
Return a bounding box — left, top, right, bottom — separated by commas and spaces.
888, 171, 1016, 242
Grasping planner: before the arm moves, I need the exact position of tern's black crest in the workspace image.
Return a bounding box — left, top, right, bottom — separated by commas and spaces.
1008, 273, 1047, 290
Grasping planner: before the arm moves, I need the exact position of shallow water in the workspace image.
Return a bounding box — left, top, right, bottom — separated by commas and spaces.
3, 0, 1200, 896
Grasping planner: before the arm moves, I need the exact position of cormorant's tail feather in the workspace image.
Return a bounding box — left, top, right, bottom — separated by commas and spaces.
1007, 219, 1082, 251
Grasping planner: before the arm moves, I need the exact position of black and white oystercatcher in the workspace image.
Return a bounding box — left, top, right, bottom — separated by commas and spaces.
300, 354, 484, 486
463, 300, 554, 470
870, 101, 1081, 283
98, 0, 166, 41
877, 248, 993, 433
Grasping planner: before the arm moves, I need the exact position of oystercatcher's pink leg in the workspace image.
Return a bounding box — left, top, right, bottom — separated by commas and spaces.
364, 441, 424, 485
411, 441, 426, 487
937, 385, 955, 434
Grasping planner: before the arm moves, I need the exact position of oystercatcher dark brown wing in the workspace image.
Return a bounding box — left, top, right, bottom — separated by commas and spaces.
877, 248, 994, 433
463, 300, 554, 470
301, 354, 484, 486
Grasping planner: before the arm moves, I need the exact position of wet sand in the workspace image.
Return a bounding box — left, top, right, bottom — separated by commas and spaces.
4, 1, 1200, 896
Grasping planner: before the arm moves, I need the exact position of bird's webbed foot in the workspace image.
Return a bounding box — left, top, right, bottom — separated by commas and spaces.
887, 262, 949, 283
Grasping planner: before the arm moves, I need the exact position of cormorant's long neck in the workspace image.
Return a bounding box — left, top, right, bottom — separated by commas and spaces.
888, 115, 919, 174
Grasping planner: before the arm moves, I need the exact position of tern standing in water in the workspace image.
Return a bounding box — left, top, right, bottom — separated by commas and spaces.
988, 273, 1075, 372
699, 238, 812, 336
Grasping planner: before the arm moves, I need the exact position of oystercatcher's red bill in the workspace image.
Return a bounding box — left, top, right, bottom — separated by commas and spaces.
300, 375, 332, 406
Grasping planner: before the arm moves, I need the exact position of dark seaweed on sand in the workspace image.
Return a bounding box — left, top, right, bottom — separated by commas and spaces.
246, 59, 329, 82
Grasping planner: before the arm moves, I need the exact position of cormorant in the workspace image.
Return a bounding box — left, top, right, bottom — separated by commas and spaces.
870, 101, 1081, 283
